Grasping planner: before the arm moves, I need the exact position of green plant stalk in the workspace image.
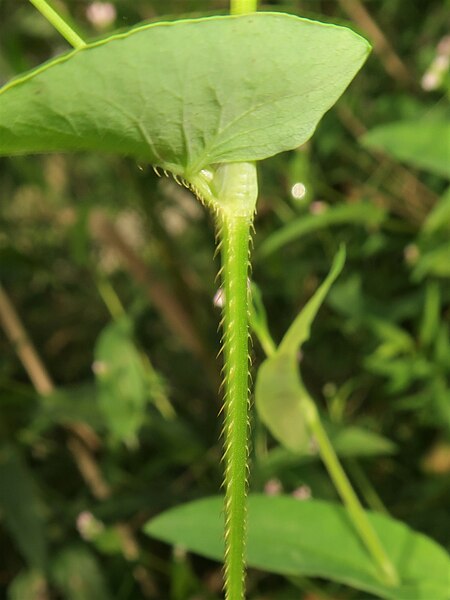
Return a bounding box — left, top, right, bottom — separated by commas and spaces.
248, 289, 277, 358
300, 385, 399, 587
97, 277, 126, 321
218, 32, 256, 600
191, 162, 258, 599
28, 0, 86, 49
347, 458, 389, 516
216, 28, 258, 596
219, 213, 252, 600
250, 319, 276, 358
230, 0, 258, 15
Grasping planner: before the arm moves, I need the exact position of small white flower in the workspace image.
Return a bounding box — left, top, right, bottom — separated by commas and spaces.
292, 485, 311, 500
92, 360, 108, 376
76, 511, 104, 540
264, 478, 283, 496
421, 71, 440, 91
309, 201, 328, 215
404, 244, 419, 265
86, 2, 116, 30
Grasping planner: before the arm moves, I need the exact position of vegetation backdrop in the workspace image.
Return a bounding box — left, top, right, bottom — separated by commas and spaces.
0, 1, 449, 599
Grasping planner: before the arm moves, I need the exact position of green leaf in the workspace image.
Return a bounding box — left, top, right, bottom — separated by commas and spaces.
413, 240, 450, 280
51, 546, 112, 600
90, 527, 124, 556
0, 14, 370, 179
94, 317, 148, 444
29, 384, 102, 437
280, 246, 346, 355
0, 445, 48, 570
331, 426, 397, 457
364, 354, 433, 394
423, 187, 450, 234
366, 317, 415, 359
264, 421, 396, 461
419, 281, 441, 348
255, 352, 311, 452
8, 570, 48, 600
145, 495, 450, 600
361, 121, 450, 179
258, 202, 386, 257
255, 247, 345, 452
430, 378, 450, 434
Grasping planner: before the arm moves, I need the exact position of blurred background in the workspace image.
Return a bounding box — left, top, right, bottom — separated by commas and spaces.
0, 1, 449, 598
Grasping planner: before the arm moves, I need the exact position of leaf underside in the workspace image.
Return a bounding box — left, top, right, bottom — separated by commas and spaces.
0, 13, 370, 178
145, 494, 450, 600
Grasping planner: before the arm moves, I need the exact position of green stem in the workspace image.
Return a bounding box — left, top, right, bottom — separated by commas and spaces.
301, 389, 399, 586
97, 277, 125, 321
347, 458, 389, 516
191, 162, 258, 600
29, 0, 86, 49
248, 286, 277, 358
220, 213, 252, 600
251, 321, 276, 358
230, 0, 258, 15
220, 41, 258, 600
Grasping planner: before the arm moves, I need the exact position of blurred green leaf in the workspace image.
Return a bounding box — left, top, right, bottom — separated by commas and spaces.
256, 352, 311, 453
413, 241, 450, 280
29, 384, 102, 437
0, 445, 47, 570
327, 274, 365, 319
419, 281, 441, 348
0, 15, 369, 177
7, 569, 48, 600
259, 420, 397, 465
90, 527, 124, 556
435, 322, 450, 366
361, 121, 450, 179
365, 354, 434, 393
423, 188, 450, 234
145, 494, 450, 600
258, 202, 386, 257
430, 377, 450, 434
331, 426, 396, 458
255, 247, 345, 453
170, 549, 200, 600
94, 317, 148, 445
257, 420, 397, 463
367, 317, 415, 358
396, 379, 450, 435
51, 546, 111, 600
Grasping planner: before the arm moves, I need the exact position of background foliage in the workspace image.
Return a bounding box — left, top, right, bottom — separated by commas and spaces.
0, 1, 449, 598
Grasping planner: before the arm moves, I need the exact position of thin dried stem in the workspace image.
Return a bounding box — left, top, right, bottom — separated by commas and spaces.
338, 0, 414, 86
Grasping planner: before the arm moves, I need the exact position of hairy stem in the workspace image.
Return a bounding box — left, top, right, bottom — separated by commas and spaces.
28, 0, 86, 49
220, 213, 252, 600
193, 162, 258, 600
301, 389, 399, 586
